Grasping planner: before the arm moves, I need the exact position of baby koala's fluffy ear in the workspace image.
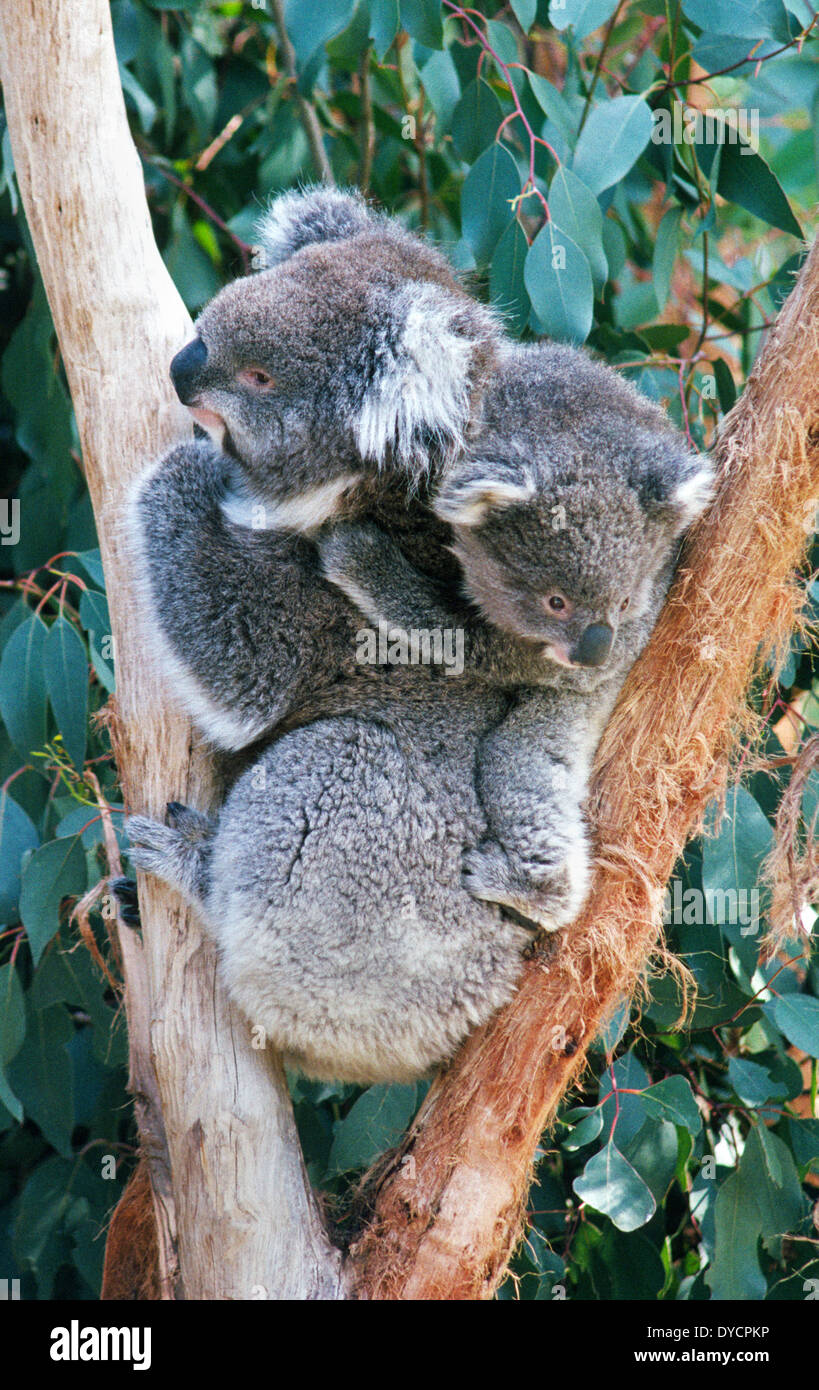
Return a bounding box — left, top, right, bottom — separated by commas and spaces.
254, 186, 375, 267
356, 283, 501, 478
433, 458, 535, 527
630, 435, 714, 534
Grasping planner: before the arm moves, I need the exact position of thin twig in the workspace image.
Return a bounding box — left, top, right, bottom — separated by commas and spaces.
146, 161, 252, 270
443, 1, 556, 218
358, 45, 375, 194
271, 0, 334, 185
656, 12, 819, 93
195, 94, 266, 172
578, 0, 627, 133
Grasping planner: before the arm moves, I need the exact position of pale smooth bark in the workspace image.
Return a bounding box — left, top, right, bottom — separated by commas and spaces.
0, 0, 343, 1300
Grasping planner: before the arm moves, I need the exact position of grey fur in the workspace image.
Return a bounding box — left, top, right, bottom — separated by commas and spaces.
318, 342, 712, 929
126, 189, 712, 1083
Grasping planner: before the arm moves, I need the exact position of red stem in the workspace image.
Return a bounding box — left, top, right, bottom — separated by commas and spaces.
443, 1, 555, 218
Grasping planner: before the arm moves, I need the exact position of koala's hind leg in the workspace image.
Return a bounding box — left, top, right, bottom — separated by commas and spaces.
205, 716, 526, 1083
125, 802, 215, 913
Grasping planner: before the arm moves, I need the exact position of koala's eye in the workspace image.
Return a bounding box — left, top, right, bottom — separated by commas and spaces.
239, 367, 277, 391
620, 596, 631, 613
546, 593, 572, 618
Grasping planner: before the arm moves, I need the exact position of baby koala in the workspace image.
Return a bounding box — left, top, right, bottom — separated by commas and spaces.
124, 188, 711, 1082
319, 339, 713, 931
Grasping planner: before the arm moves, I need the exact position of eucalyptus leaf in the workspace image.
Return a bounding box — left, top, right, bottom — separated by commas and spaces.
369, 0, 401, 59
727, 1055, 788, 1106
0, 613, 49, 759
525, 221, 593, 343
7, 1002, 75, 1156
461, 143, 520, 264
400, 0, 444, 49
451, 79, 504, 163
510, 0, 537, 32
0, 792, 39, 923
0, 962, 25, 1122
44, 618, 88, 770
572, 96, 654, 195
285, 0, 357, 67
326, 1083, 419, 1175
547, 167, 607, 294
527, 72, 579, 150
641, 1077, 702, 1135
681, 0, 794, 41
563, 1108, 604, 1151
490, 219, 530, 336
549, 0, 621, 40
19, 835, 86, 965
774, 994, 819, 1057
653, 205, 683, 309
573, 1140, 656, 1232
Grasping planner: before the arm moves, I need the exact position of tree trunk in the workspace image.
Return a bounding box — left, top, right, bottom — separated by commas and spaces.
348, 239, 819, 1298
0, 0, 344, 1301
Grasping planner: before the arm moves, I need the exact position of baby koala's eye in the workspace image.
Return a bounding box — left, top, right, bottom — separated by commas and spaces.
620, 595, 631, 613
546, 592, 572, 618
239, 366, 277, 391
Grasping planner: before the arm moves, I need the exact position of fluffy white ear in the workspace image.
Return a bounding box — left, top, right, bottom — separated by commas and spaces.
630, 441, 714, 533
433, 463, 535, 527
254, 186, 374, 268
670, 462, 714, 528
355, 283, 498, 477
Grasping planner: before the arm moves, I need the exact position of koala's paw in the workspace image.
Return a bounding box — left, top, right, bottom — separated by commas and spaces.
125, 812, 180, 880
462, 841, 514, 901
110, 876, 140, 927
125, 802, 213, 900
462, 840, 590, 933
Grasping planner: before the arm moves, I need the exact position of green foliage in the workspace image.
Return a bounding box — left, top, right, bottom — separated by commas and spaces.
1, 0, 818, 1300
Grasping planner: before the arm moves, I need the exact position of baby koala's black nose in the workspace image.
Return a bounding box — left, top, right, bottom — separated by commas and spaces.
573, 622, 614, 668
170, 337, 208, 404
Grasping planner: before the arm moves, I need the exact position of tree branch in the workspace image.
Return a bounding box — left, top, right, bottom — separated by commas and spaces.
0, 0, 344, 1301
271, 0, 334, 185
348, 237, 819, 1299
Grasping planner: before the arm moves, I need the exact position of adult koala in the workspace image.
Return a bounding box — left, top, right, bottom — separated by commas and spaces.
124, 189, 711, 1083
125, 187, 499, 753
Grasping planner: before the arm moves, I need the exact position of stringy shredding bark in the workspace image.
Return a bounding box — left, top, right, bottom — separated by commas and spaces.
572, 405, 816, 1031
100, 1159, 162, 1300
763, 732, 819, 959
352, 391, 819, 1297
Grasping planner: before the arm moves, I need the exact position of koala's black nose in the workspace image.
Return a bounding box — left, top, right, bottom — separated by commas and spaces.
170, 337, 208, 404
573, 622, 614, 668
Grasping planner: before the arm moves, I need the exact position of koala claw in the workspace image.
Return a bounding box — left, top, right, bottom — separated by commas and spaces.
462, 840, 589, 933
110, 876, 141, 927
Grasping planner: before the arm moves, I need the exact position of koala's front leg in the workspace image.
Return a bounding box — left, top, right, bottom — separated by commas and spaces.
130, 438, 335, 749
319, 520, 462, 632
319, 521, 525, 682
464, 690, 600, 932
